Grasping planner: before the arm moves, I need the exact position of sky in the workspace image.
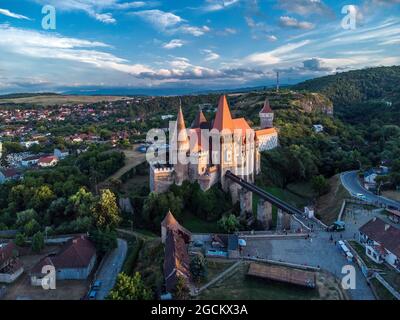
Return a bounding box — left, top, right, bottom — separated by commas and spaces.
0, 0, 399, 94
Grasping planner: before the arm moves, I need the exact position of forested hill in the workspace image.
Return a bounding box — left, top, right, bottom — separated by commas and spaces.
294, 66, 400, 108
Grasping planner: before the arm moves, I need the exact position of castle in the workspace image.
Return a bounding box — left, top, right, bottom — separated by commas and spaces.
150, 95, 278, 203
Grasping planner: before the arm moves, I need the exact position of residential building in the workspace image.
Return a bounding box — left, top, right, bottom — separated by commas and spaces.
359, 217, 400, 270
0, 168, 21, 184
0, 242, 24, 284
38, 155, 58, 168
54, 148, 70, 160
30, 236, 96, 284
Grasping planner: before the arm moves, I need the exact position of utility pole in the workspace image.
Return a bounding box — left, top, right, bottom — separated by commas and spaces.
276, 72, 280, 93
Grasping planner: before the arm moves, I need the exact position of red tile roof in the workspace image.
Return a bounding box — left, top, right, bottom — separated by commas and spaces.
31, 236, 96, 274
38, 155, 58, 164
213, 95, 234, 131
260, 98, 273, 114
360, 217, 400, 257
0, 242, 18, 267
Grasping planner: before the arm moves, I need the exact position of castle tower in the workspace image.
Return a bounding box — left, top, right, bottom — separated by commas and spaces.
212, 95, 234, 191
259, 98, 274, 129
191, 107, 208, 129
173, 102, 190, 185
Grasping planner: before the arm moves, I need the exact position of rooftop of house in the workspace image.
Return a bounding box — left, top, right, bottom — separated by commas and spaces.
360, 217, 400, 257
0, 242, 18, 267
38, 155, 58, 164
31, 236, 96, 274
0, 168, 20, 178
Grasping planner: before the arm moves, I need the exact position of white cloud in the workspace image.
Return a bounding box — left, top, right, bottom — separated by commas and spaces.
279, 16, 315, 30
131, 10, 210, 36
277, 0, 334, 17
266, 35, 278, 42
245, 40, 312, 65
162, 39, 185, 49
131, 10, 183, 30
201, 49, 220, 61
0, 8, 31, 20
0, 25, 151, 75
31, 0, 158, 24
202, 0, 240, 12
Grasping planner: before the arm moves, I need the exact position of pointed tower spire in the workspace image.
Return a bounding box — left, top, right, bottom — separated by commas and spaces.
260, 98, 273, 114
213, 95, 233, 131
191, 106, 208, 129
176, 99, 188, 142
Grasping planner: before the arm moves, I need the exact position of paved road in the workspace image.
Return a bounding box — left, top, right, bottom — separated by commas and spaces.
341, 171, 400, 210
95, 238, 128, 300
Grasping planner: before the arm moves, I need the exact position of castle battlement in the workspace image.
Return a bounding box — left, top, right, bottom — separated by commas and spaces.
151, 164, 175, 173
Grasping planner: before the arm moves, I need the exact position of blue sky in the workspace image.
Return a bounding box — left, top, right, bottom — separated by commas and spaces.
0, 0, 399, 94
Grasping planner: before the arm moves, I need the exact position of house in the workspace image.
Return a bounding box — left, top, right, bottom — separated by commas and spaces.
0, 168, 21, 184
30, 236, 96, 285
359, 217, 400, 270
54, 148, 69, 160
364, 172, 378, 191
38, 155, 58, 168
387, 209, 400, 224
21, 154, 41, 167
161, 211, 191, 293
0, 242, 24, 283
20, 140, 39, 148
313, 124, 324, 133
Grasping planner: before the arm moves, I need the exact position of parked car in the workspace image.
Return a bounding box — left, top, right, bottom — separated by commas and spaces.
328, 221, 346, 232
92, 280, 102, 290
356, 193, 367, 201
88, 290, 97, 300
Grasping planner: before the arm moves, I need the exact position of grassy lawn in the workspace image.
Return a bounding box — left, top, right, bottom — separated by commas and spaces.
181, 211, 221, 234
198, 263, 319, 300
197, 260, 236, 287
286, 181, 317, 199
370, 278, 397, 300
316, 174, 350, 225
348, 240, 383, 269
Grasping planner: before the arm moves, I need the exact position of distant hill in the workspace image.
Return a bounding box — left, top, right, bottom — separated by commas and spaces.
0, 92, 59, 99
294, 66, 400, 108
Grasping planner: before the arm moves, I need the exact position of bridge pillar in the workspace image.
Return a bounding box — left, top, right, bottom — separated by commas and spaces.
257, 200, 273, 230
277, 209, 291, 231
239, 189, 253, 218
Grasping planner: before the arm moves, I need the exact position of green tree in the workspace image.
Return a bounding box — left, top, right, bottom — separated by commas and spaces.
92, 189, 121, 229
107, 272, 152, 300
174, 276, 190, 300
311, 175, 331, 196
89, 228, 118, 255
190, 253, 207, 283
218, 214, 239, 233
24, 219, 41, 237
31, 231, 45, 253
15, 233, 27, 247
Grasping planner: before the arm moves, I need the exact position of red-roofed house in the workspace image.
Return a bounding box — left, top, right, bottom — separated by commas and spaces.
359, 217, 400, 270
30, 236, 96, 285
38, 155, 58, 168
0, 242, 24, 283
